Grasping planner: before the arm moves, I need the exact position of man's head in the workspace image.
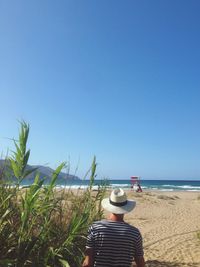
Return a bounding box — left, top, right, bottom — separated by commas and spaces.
101, 188, 136, 214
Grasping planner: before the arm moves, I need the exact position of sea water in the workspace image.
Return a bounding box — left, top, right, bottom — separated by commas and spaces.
53, 179, 200, 192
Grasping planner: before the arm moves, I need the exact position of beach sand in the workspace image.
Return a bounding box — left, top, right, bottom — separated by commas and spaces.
102, 190, 200, 266
67, 188, 200, 266
121, 191, 200, 266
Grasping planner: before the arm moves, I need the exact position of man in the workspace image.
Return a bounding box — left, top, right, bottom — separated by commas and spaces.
82, 188, 145, 267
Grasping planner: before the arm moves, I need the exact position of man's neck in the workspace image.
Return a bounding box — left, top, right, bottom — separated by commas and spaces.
108, 213, 124, 222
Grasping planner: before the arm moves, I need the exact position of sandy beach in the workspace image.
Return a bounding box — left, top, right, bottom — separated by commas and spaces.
102, 190, 200, 266
122, 191, 200, 267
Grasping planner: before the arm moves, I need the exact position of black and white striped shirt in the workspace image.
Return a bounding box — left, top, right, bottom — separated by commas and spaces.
86, 220, 144, 267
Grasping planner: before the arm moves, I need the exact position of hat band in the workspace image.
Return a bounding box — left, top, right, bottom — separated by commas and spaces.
109, 198, 127, 207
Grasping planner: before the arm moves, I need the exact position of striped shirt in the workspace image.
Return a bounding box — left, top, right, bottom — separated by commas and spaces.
86, 220, 144, 267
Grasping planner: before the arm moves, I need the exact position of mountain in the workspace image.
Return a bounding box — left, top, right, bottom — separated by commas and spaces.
0, 160, 80, 183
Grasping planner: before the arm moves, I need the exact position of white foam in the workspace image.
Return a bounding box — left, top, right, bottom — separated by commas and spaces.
160, 189, 174, 191
55, 185, 88, 189
110, 183, 130, 187
175, 185, 200, 189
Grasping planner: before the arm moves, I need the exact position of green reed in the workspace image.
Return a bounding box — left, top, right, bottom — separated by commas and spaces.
0, 122, 106, 266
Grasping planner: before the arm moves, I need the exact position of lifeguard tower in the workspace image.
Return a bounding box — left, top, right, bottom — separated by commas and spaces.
130, 176, 142, 192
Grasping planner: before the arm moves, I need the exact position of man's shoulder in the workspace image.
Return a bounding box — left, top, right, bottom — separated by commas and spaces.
88, 220, 107, 232
91, 220, 108, 227
126, 223, 141, 234
90, 219, 115, 229
91, 220, 140, 233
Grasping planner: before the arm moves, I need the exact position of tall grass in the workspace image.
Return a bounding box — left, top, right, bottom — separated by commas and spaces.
0, 122, 106, 266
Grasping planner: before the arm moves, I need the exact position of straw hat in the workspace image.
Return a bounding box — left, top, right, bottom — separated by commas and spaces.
101, 188, 136, 214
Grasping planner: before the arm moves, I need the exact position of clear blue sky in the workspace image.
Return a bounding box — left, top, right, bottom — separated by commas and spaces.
1, 1, 200, 179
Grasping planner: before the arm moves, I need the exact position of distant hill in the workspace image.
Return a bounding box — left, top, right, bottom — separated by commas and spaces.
0, 160, 80, 183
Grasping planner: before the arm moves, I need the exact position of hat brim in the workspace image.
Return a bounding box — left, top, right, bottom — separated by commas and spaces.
101, 198, 136, 214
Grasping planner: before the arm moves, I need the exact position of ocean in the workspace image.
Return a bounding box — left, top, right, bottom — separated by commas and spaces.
53, 179, 200, 192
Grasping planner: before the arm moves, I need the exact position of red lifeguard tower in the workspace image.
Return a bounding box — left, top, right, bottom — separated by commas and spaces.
130, 176, 142, 192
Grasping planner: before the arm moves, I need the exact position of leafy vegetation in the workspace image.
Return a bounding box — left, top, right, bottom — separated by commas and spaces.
0, 122, 106, 266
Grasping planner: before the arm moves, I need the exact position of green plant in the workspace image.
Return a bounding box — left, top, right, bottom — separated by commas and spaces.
9, 121, 37, 188
0, 121, 106, 266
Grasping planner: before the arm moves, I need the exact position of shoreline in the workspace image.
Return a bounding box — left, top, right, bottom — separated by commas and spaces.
53, 186, 200, 193
19, 179, 200, 192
